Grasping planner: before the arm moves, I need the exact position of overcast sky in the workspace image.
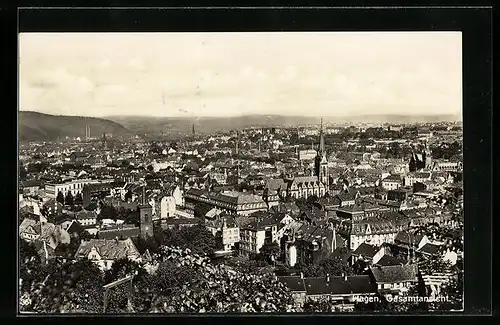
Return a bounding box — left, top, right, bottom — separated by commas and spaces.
19, 32, 462, 118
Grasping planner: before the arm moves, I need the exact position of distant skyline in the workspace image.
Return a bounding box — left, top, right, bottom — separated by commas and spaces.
19, 32, 462, 118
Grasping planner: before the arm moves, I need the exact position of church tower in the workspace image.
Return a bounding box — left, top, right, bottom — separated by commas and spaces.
138, 186, 153, 239
424, 140, 432, 170
315, 118, 329, 189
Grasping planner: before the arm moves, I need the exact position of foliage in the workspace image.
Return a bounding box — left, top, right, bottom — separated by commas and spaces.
299, 252, 354, 277
124, 190, 132, 202
258, 242, 281, 264
74, 192, 83, 205
56, 191, 65, 205
20, 259, 105, 313
65, 192, 74, 206
163, 225, 217, 256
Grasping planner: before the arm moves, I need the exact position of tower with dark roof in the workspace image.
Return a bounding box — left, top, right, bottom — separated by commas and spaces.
315, 118, 329, 191
138, 186, 153, 239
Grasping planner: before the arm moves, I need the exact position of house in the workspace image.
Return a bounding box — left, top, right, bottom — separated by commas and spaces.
417, 243, 442, 258
82, 183, 112, 207
282, 223, 345, 267
19, 218, 41, 241
285, 176, 327, 199
369, 264, 419, 296
74, 210, 98, 226
394, 231, 429, 251
70, 151, 89, 163
184, 188, 268, 216
20, 219, 72, 262
278, 274, 377, 311
161, 217, 202, 230
97, 223, 141, 240
351, 243, 378, 266
387, 187, 413, 202
336, 191, 357, 207
159, 196, 176, 219
74, 238, 141, 271
239, 218, 279, 257
404, 172, 432, 187
381, 174, 402, 191
205, 215, 240, 251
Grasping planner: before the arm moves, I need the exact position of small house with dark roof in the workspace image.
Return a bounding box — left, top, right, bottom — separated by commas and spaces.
369, 263, 419, 296
97, 223, 141, 240
75, 238, 141, 271
351, 243, 379, 266
394, 231, 429, 250
278, 274, 377, 310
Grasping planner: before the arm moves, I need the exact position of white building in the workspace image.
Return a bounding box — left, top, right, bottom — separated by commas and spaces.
160, 196, 176, 219
45, 178, 100, 199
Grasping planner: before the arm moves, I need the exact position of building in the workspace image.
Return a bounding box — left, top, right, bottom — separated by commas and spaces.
381, 174, 402, 191
387, 188, 413, 202
184, 188, 268, 216
298, 149, 317, 161
74, 238, 141, 271
45, 178, 100, 199
278, 274, 377, 311
404, 172, 432, 187
205, 215, 240, 251
283, 223, 345, 267
69, 151, 89, 163
82, 183, 112, 207
160, 196, 176, 219
369, 264, 419, 297
138, 187, 153, 240
285, 176, 327, 199
239, 218, 278, 257
409, 142, 432, 172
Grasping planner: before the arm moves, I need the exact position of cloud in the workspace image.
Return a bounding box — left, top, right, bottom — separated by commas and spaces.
19, 32, 462, 117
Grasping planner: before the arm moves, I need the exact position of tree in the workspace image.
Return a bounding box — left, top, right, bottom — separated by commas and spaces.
147, 165, 154, 172
65, 192, 74, 206
20, 163, 28, 180
74, 192, 83, 205
99, 205, 117, 221
258, 242, 281, 264
124, 190, 132, 202
163, 225, 216, 256
56, 191, 65, 205
300, 253, 354, 277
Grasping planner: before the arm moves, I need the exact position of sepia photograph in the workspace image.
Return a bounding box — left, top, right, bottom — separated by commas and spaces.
18, 31, 464, 314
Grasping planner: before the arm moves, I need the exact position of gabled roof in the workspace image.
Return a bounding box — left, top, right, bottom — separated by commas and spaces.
395, 231, 425, 246
374, 254, 406, 267
75, 238, 141, 260
370, 264, 418, 283
302, 275, 375, 296
353, 243, 378, 258
97, 224, 141, 240
418, 243, 442, 256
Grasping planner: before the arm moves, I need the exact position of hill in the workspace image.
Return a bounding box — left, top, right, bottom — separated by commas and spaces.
19, 111, 131, 142
107, 114, 461, 136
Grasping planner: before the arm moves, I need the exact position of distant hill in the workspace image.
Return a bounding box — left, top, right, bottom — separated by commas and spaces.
19, 111, 131, 142
107, 114, 461, 135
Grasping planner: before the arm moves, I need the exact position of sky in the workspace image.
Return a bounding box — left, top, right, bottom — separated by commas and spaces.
19, 32, 462, 118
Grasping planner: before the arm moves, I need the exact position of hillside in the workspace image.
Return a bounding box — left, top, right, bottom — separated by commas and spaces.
108, 114, 461, 136
19, 111, 131, 142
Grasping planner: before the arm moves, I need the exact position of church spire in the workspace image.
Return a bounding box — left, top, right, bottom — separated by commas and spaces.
318, 118, 325, 155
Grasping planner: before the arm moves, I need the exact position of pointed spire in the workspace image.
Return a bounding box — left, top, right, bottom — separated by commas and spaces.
318, 118, 325, 155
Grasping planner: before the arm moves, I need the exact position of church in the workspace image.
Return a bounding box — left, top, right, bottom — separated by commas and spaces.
285, 119, 329, 199
409, 141, 432, 172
